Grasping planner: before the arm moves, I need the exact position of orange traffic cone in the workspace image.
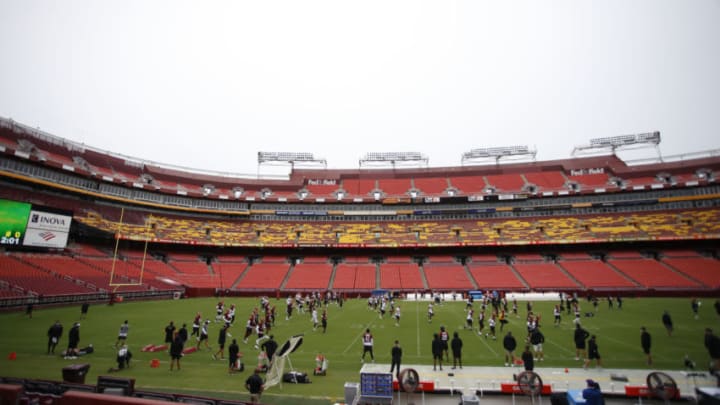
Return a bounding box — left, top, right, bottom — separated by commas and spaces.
150, 358, 160, 368
8, 352, 17, 360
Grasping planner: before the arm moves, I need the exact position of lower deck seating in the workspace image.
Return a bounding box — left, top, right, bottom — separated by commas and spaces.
235, 263, 290, 289
468, 264, 526, 290
559, 260, 637, 289
379, 264, 424, 290
284, 262, 333, 290
2, 249, 718, 295
513, 263, 579, 289
423, 264, 473, 290
332, 264, 376, 290
211, 263, 249, 287
0, 256, 95, 295
661, 257, 720, 288
169, 261, 210, 275
609, 259, 702, 289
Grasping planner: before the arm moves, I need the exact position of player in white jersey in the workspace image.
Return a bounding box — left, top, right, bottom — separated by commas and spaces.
478, 310, 486, 335
379, 299, 387, 319
393, 306, 401, 326
311, 308, 319, 331
361, 328, 374, 363
115, 320, 129, 348
427, 303, 434, 323
487, 315, 497, 339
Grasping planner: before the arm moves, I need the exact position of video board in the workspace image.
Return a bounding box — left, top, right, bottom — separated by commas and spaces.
0, 198, 72, 248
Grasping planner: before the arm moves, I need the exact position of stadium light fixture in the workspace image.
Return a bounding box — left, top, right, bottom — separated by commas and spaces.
359, 152, 429, 168
461, 145, 537, 165
573, 131, 661, 157
257, 151, 327, 171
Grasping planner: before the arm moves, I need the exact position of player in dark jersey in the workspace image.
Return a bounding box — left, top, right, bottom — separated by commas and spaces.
192, 312, 202, 337
440, 326, 450, 361
164, 321, 175, 345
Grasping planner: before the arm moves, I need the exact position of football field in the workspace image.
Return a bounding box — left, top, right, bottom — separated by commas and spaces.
0, 296, 716, 404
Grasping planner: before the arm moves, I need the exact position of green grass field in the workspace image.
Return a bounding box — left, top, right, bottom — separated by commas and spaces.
0, 296, 717, 404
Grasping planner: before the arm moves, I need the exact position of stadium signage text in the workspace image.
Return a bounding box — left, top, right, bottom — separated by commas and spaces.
307, 179, 337, 185
569, 168, 605, 176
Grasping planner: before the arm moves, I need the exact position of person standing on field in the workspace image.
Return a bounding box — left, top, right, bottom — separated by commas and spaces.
47, 320, 63, 355
662, 311, 674, 336
390, 340, 402, 380
574, 323, 590, 361
451, 331, 463, 369
503, 331, 517, 367
640, 326, 652, 365
361, 328, 374, 363
432, 333, 443, 371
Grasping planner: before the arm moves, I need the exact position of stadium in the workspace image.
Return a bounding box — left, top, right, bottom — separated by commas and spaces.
1, 115, 719, 405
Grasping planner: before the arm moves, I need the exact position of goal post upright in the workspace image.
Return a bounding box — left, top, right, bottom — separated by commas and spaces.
108, 206, 149, 288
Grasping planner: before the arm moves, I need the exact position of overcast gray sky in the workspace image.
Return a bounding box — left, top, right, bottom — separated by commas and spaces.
1, 1, 719, 177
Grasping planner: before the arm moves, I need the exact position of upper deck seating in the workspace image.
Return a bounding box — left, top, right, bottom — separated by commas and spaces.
448, 175, 486, 194
567, 173, 610, 188
523, 171, 567, 191
306, 183, 338, 197
342, 179, 377, 198
378, 178, 412, 197
413, 177, 449, 195
485, 174, 526, 192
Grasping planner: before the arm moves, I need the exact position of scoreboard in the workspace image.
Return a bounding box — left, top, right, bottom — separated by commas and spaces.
0, 199, 31, 245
